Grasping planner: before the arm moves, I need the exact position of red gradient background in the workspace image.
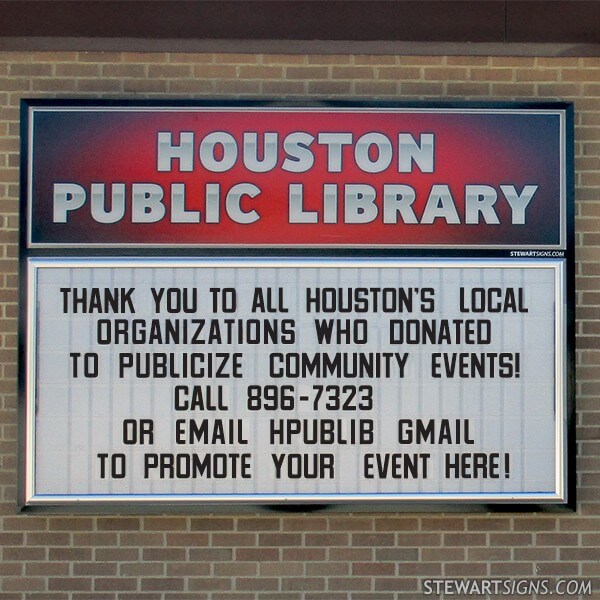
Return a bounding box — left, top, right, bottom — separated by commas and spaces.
28, 108, 564, 247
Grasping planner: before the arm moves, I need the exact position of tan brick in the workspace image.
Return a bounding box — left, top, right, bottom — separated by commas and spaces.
95, 548, 138, 561
489, 533, 533, 546
189, 547, 233, 562
141, 578, 185, 592
165, 532, 209, 546
444, 563, 487, 577
329, 576, 372, 591
516, 68, 560, 82
94, 577, 138, 591
54, 64, 101, 77
238, 66, 284, 79
214, 54, 259, 64
470, 67, 514, 81
237, 546, 279, 561
468, 547, 511, 561
73, 562, 118, 576
48, 517, 94, 531
0, 50, 600, 600
287, 66, 329, 79
258, 532, 302, 546
536, 562, 581, 576
374, 517, 419, 531
102, 64, 146, 78
48, 547, 92, 561
332, 66, 375, 79
142, 548, 186, 561
375, 547, 419, 561
446, 82, 491, 96
215, 562, 258, 576
262, 54, 306, 65
306, 562, 349, 576
352, 562, 395, 576
282, 547, 326, 561
3, 546, 47, 561
467, 517, 511, 531
168, 80, 215, 94
513, 547, 557, 561
490, 561, 533, 576
281, 577, 326, 591
215, 80, 262, 94
281, 517, 327, 532
259, 561, 303, 577
212, 533, 256, 547
119, 562, 164, 576
147, 64, 193, 78
77, 52, 123, 63
97, 517, 141, 531
447, 56, 490, 66
122, 79, 168, 93
422, 547, 465, 562
48, 578, 93, 592
2, 577, 47, 592
423, 67, 468, 80
377, 66, 422, 80
190, 517, 234, 531
354, 81, 398, 95
400, 81, 445, 96
9, 63, 53, 77
422, 517, 465, 532
233, 578, 278, 591
237, 517, 280, 532
374, 578, 420, 592
353, 54, 395, 65
490, 82, 536, 96
307, 55, 352, 65
123, 53, 169, 64
399, 56, 444, 66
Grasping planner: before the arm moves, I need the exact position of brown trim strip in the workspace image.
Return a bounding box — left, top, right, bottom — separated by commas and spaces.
1, 37, 599, 57
0, 1, 506, 42
0, 1, 598, 53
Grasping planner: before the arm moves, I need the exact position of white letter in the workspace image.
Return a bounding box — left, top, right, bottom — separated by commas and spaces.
289, 183, 318, 223
323, 184, 338, 224
200, 132, 238, 173
205, 183, 220, 223
226, 183, 260, 224
383, 184, 417, 224
157, 131, 194, 172
465, 185, 499, 224
91, 183, 125, 224
344, 184, 378, 223
399, 133, 434, 173
282, 132, 315, 173
53, 183, 86, 223
243, 132, 278, 172
421, 185, 460, 224
501, 185, 538, 224
171, 183, 200, 223
355, 133, 393, 173
132, 183, 166, 223
318, 133, 353, 172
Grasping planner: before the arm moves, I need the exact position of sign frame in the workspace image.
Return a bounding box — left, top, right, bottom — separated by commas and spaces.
18, 99, 576, 512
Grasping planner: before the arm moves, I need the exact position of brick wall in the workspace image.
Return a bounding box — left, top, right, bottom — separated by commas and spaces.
0, 51, 599, 599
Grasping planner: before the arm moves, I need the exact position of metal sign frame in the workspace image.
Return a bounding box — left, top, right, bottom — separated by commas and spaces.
18, 99, 576, 512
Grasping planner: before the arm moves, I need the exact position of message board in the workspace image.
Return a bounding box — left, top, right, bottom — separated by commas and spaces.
20, 101, 574, 509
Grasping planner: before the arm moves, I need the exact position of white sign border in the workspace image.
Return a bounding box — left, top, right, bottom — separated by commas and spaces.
23, 256, 567, 507
26, 104, 568, 251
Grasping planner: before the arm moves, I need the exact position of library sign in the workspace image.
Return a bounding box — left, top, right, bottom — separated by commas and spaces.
19, 101, 574, 510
